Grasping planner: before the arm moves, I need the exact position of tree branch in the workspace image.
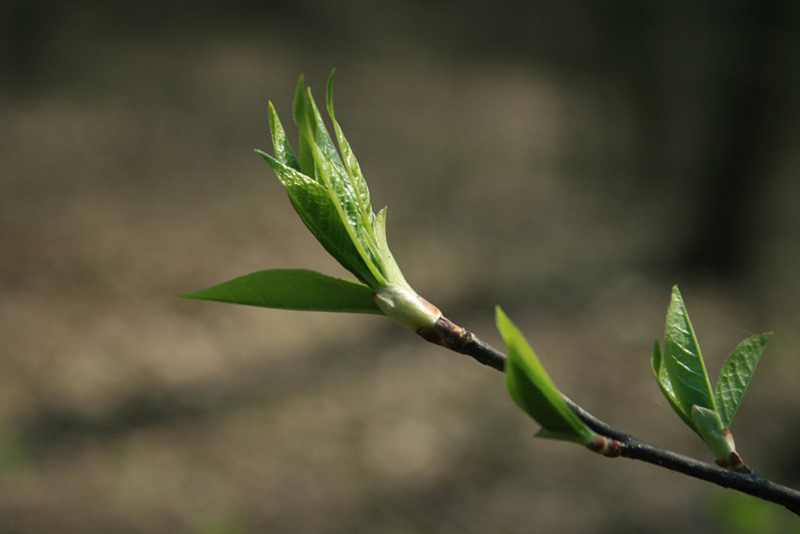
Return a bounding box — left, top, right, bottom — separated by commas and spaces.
420, 318, 800, 516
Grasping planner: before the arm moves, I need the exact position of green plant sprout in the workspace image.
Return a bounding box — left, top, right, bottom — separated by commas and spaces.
183, 71, 440, 331
652, 286, 772, 471
182, 71, 800, 515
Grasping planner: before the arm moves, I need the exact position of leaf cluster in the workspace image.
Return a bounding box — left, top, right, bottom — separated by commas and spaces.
182, 72, 423, 317
651, 286, 771, 463
257, 72, 409, 292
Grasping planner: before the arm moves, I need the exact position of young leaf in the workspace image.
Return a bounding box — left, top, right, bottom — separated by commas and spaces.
180, 269, 382, 314
270, 72, 418, 291
256, 150, 380, 288
289, 78, 385, 286
651, 339, 698, 432
301, 84, 384, 277
663, 286, 716, 418
267, 102, 300, 172
292, 75, 316, 178
715, 332, 773, 427
496, 307, 596, 446
326, 70, 373, 238
187, 73, 428, 333
373, 207, 411, 290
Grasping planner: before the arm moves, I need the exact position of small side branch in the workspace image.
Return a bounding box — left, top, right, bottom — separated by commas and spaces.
422, 321, 800, 516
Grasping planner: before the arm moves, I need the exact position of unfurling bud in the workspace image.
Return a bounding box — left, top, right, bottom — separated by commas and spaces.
691, 405, 746, 471
374, 284, 441, 331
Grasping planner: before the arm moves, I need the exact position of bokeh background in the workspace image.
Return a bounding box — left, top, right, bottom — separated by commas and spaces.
2, 1, 800, 532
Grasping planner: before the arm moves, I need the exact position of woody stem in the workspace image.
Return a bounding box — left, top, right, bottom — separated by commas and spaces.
419, 317, 800, 516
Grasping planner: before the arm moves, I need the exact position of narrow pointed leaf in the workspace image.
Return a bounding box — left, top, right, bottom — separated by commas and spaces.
496, 307, 596, 446
663, 286, 716, 416
268, 102, 300, 171
326, 70, 372, 229
715, 332, 773, 427
305, 87, 350, 189
292, 75, 316, 178
291, 79, 386, 287
180, 269, 382, 314
305, 88, 383, 271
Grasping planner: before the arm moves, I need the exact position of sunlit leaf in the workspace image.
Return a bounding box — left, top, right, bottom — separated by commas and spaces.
715, 332, 772, 427
663, 286, 716, 417
373, 207, 410, 290
180, 269, 382, 314
496, 307, 596, 446
326, 70, 372, 234
267, 102, 300, 171
256, 151, 380, 288
305, 86, 384, 280
284, 74, 391, 288
187, 73, 425, 330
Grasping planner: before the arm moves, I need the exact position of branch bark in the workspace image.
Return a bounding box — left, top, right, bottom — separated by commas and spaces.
419, 318, 800, 516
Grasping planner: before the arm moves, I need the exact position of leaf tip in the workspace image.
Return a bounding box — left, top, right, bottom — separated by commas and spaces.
178, 290, 202, 299
327, 68, 337, 92
494, 305, 509, 326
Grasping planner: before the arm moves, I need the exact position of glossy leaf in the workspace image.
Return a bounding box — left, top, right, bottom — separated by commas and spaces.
180, 269, 382, 314
257, 149, 380, 288
663, 286, 716, 420
267, 102, 300, 172
496, 307, 596, 446
289, 76, 384, 287
326, 70, 373, 239
299, 81, 384, 281
715, 332, 773, 427
259, 72, 421, 293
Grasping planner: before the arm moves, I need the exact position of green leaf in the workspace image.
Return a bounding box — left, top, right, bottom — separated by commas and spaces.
663, 286, 716, 419
283, 74, 390, 288
267, 102, 301, 172
651, 339, 698, 432
257, 150, 380, 288
304, 84, 385, 282
496, 307, 596, 446
715, 332, 773, 427
258, 72, 414, 295
292, 75, 316, 178
373, 207, 411, 290
326, 70, 373, 237
180, 269, 382, 314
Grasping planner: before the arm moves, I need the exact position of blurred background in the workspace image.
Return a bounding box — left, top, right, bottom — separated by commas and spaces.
2, 0, 800, 532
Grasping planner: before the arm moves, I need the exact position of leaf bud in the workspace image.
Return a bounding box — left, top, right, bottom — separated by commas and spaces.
374, 284, 441, 331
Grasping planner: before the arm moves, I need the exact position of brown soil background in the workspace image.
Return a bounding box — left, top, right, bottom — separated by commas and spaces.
2, 2, 800, 532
